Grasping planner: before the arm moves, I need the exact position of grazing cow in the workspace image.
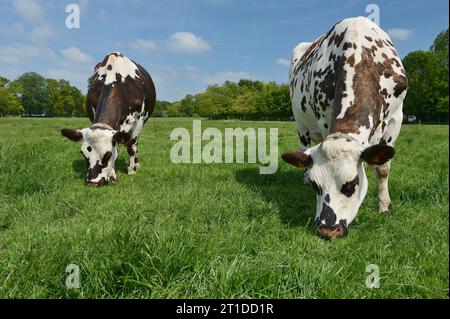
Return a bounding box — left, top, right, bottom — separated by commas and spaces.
61, 52, 156, 187
282, 17, 407, 239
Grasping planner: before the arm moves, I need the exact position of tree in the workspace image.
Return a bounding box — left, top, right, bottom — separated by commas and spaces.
0, 76, 9, 88
179, 94, 197, 116
403, 51, 448, 122
10, 72, 48, 116
46, 79, 85, 117
166, 102, 183, 117
430, 28, 448, 70
0, 87, 23, 116
232, 91, 258, 119
153, 100, 172, 117
401, 28, 449, 123
196, 92, 232, 119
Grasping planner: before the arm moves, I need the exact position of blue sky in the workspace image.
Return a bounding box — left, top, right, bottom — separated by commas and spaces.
0, 0, 448, 101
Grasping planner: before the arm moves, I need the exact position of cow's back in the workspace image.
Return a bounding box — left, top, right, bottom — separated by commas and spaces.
86, 52, 156, 129
289, 17, 407, 145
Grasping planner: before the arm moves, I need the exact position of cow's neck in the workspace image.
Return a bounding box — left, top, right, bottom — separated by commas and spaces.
94, 108, 123, 130
91, 123, 113, 130
94, 93, 127, 130
329, 108, 379, 145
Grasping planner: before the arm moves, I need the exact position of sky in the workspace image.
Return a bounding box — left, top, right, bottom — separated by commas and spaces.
0, 0, 448, 101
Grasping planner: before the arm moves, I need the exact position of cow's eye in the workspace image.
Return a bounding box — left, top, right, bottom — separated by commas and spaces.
87, 146, 92, 152
340, 176, 359, 197
309, 179, 323, 195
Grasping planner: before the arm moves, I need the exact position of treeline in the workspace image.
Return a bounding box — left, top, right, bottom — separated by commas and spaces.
0, 72, 85, 117
153, 80, 291, 120
1, 28, 448, 122
402, 28, 448, 123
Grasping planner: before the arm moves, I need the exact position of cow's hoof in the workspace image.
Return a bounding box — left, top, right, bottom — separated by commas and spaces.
379, 203, 393, 213
128, 167, 137, 175
128, 163, 140, 175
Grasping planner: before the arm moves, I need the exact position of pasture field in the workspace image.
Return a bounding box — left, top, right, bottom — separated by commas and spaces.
0, 117, 448, 298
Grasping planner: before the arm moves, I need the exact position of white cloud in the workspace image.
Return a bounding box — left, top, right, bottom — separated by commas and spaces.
130, 39, 158, 51
2, 22, 54, 43
387, 28, 413, 41
276, 58, 290, 66
60, 47, 93, 64
31, 25, 54, 41
185, 65, 198, 72
204, 71, 255, 85
12, 0, 45, 23
166, 32, 211, 54
0, 44, 43, 64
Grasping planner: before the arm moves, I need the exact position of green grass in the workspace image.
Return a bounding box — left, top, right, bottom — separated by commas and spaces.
0, 117, 448, 298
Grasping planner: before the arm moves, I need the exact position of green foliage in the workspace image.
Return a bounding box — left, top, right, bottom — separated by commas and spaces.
196, 91, 233, 119
430, 28, 449, 70
232, 91, 259, 119
166, 80, 291, 120
0, 87, 23, 116
179, 94, 197, 117
0, 76, 9, 88
0, 72, 86, 117
403, 28, 449, 123
153, 100, 172, 117
11, 72, 48, 116
166, 102, 183, 117
46, 79, 85, 117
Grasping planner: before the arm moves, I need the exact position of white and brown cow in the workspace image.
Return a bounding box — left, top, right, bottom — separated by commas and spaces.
282, 17, 407, 239
61, 52, 156, 187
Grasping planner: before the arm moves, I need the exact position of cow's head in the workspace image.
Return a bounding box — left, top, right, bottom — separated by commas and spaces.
282, 133, 394, 239
61, 125, 131, 187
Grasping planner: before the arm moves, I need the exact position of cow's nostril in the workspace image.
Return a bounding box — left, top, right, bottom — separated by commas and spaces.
315, 224, 348, 240
86, 178, 107, 187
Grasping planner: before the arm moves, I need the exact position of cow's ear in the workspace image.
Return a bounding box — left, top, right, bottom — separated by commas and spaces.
360, 144, 395, 165
282, 150, 313, 168
61, 128, 83, 142
113, 131, 131, 145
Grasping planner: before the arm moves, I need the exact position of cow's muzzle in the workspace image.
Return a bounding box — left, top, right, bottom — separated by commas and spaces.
315, 223, 348, 240
86, 177, 107, 188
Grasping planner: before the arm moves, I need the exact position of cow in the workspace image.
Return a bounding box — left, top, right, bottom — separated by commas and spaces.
61, 52, 156, 187
282, 17, 407, 239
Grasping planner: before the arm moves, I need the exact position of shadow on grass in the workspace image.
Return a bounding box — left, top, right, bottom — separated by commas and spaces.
72, 159, 86, 179
115, 157, 128, 174
234, 167, 316, 228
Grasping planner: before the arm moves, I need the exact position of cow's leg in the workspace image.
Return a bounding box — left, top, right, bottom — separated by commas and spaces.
374, 105, 402, 212
109, 168, 117, 181
374, 161, 391, 212
127, 139, 140, 175
296, 122, 311, 185
126, 117, 145, 175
